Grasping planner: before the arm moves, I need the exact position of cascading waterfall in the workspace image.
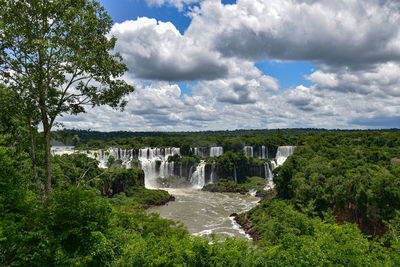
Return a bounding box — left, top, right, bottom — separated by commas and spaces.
210, 164, 216, 184
264, 162, 274, 190
190, 161, 206, 189
242, 145, 269, 159
192, 147, 223, 157
193, 147, 207, 157
188, 166, 193, 181
50, 146, 75, 156
67, 144, 296, 190
270, 160, 277, 170
263, 146, 296, 190
264, 163, 273, 180
210, 147, 223, 157
259, 145, 268, 159
138, 147, 180, 188
93, 148, 134, 169
275, 146, 296, 166
243, 146, 254, 157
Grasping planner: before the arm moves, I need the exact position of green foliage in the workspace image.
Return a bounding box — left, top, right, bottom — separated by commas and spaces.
241, 176, 268, 191
46, 187, 114, 265
1, 185, 115, 266
273, 131, 400, 235
2, 129, 400, 265
61, 128, 369, 143
109, 187, 173, 209
51, 153, 104, 188
203, 177, 267, 194
203, 179, 248, 194
0, 147, 30, 215
215, 151, 249, 183
52, 153, 145, 196
239, 198, 397, 266
0, 0, 134, 197
105, 168, 144, 188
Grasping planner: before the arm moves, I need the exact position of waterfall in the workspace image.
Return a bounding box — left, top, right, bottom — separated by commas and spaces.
260, 146, 265, 159
138, 147, 180, 188
210, 146, 223, 157
263, 146, 295, 190
93, 148, 134, 169
233, 165, 237, 184
271, 160, 277, 170
259, 145, 268, 159
275, 146, 296, 166
193, 147, 207, 157
209, 164, 216, 184
188, 166, 193, 181
50, 146, 75, 156
264, 163, 272, 180
192, 146, 223, 157
190, 161, 206, 189
243, 146, 254, 157
76, 144, 296, 190
264, 162, 274, 190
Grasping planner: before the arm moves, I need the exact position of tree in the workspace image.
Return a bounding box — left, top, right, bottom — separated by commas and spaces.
0, 0, 134, 198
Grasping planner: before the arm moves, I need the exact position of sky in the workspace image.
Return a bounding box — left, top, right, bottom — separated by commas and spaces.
60, 0, 400, 131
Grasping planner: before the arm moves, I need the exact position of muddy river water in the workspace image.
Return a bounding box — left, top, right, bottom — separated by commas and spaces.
149, 188, 260, 239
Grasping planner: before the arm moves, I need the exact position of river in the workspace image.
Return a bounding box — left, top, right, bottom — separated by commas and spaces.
149, 188, 259, 239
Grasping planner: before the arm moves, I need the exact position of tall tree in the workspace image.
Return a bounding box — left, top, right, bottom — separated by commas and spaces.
0, 0, 134, 198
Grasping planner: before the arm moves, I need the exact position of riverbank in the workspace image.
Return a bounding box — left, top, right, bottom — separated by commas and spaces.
230, 213, 261, 243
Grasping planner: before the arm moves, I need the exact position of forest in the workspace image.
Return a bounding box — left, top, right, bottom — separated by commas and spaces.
2, 130, 400, 265
57, 128, 366, 144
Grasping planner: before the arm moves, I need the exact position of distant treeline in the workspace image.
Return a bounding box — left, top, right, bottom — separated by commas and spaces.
53, 128, 399, 146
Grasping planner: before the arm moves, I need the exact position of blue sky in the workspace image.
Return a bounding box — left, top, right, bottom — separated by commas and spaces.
61, 1, 400, 131
99, 0, 192, 33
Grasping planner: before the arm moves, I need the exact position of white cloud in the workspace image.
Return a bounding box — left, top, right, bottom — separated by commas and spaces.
59, 77, 400, 130
187, 0, 400, 68
306, 71, 338, 88
110, 17, 228, 81
307, 62, 400, 97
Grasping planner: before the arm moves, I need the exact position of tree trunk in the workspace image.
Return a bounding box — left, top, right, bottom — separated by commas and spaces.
44, 126, 52, 195
40, 104, 52, 196
30, 126, 46, 204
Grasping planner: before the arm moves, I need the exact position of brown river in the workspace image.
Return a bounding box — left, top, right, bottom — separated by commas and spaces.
149, 188, 260, 239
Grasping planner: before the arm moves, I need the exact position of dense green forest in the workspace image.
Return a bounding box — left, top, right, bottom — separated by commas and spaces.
2, 130, 400, 265
58, 128, 399, 149
56, 128, 373, 144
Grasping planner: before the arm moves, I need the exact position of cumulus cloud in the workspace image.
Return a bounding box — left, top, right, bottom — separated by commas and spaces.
111, 0, 400, 83
285, 85, 322, 112
195, 74, 279, 105
110, 18, 228, 81
187, 0, 400, 69
59, 78, 400, 130
306, 62, 400, 97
